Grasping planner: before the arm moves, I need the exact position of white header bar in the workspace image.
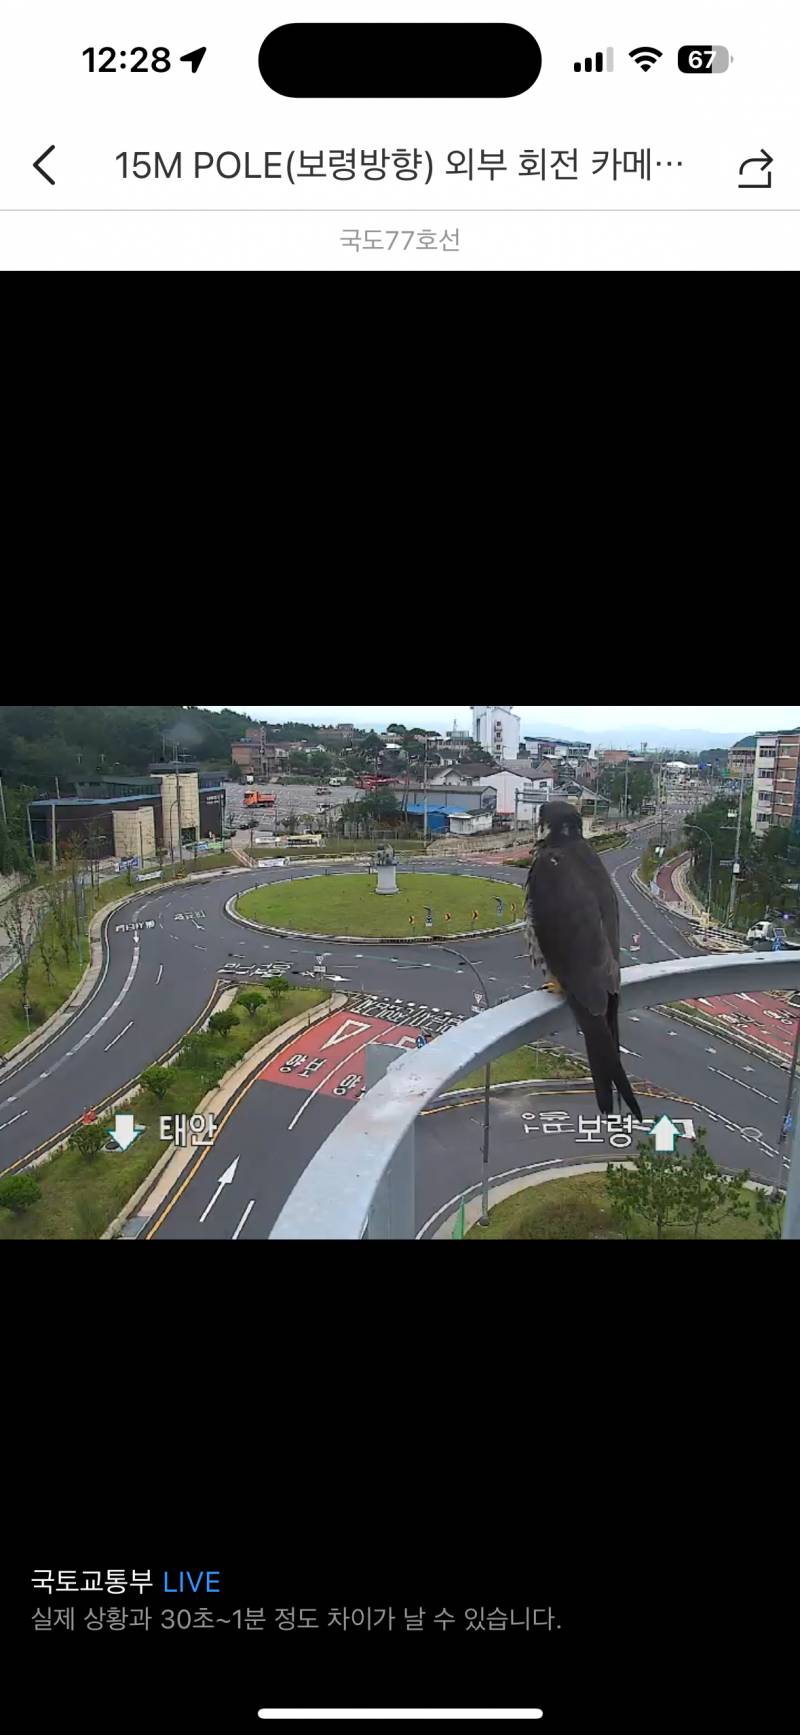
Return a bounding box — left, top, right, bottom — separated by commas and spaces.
257, 1714, 544, 1723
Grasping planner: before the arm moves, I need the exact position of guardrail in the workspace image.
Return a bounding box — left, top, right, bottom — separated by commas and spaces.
269, 952, 800, 1242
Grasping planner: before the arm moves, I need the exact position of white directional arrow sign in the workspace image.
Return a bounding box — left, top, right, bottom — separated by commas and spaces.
200, 1157, 240, 1223
652, 1115, 682, 1154
106, 1114, 145, 1152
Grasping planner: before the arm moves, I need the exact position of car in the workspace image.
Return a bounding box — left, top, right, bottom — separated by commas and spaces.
746, 921, 777, 946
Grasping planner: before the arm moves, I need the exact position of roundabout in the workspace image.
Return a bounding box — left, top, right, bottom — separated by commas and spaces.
234, 871, 525, 941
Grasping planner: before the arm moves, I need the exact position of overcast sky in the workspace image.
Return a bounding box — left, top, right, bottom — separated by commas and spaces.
206, 704, 795, 741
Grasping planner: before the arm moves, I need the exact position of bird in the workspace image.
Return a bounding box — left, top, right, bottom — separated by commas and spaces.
526, 801, 643, 1122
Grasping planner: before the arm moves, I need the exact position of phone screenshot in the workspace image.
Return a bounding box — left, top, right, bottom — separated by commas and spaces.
1, 2, 797, 268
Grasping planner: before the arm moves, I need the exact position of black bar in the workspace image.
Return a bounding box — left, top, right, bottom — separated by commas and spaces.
259, 24, 543, 97
584, 56, 592, 72
596, 51, 603, 72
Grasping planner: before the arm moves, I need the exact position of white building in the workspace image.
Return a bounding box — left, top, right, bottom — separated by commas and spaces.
752, 734, 779, 833
478, 769, 555, 822
447, 811, 494, 837
472, 704, 521, 762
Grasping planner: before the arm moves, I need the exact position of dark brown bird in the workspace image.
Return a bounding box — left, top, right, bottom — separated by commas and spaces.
526, 801, 643, 1121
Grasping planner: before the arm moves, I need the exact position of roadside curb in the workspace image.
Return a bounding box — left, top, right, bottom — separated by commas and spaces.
104, 992, 347, 1239
429, 1162, 777, 1240
225, 881, 526, 945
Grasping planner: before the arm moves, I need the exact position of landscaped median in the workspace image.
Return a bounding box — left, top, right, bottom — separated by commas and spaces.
463, 1170, 770, 1240
0, 984, 328, 1239
457, 1043, 589, 1090
235, 871, 525, 940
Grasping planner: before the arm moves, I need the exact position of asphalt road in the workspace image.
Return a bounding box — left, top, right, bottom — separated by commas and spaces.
1, 813, 796, 1235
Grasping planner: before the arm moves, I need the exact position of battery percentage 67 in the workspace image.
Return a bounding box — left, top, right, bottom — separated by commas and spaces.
678, 45, 731, 74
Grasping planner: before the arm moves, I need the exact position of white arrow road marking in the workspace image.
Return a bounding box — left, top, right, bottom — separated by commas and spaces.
619, 1046, 641, 1058
200, 1157, 240, 1223
0, 1110, 29, 1132
707, 1047, 717, 1054
232, 1200, 255, 1240
104, 1020, 133, 1052
629, 1016, 641, 1023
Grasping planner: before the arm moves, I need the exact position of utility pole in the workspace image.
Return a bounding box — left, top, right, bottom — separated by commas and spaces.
174, 745, 184, 866
728, 773, 748, 928
0, 771, 6, 827
623, 758, 629, 827
50, 802, 57, 871
422, 736, 429, 852
27, 803, 36, 863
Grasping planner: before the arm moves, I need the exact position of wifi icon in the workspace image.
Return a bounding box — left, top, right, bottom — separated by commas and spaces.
629, 46, 662, 71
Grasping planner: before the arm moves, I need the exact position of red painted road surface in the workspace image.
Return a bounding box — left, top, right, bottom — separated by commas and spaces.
687, 990, 799, 1061
259, 1007, 457, 1104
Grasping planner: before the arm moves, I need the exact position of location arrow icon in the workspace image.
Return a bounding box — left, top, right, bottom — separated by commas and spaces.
180, 47, 207, 73
33, 145, 56, 185
106, 1114, 145, 1152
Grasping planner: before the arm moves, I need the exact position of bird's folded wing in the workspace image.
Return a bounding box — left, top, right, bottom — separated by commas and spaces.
527, 848, 619, 1018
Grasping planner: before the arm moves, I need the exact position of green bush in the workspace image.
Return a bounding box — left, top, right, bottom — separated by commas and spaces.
69, 1123, 107, 1162
141, 1064, 172, 1099
239, 990, 266, 1017
0, 1173, 42, 1214
267, 976, 290, 1000
208, 1010, 238, 1037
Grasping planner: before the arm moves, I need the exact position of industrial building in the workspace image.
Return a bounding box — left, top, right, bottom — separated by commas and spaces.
28, 770, 225, 865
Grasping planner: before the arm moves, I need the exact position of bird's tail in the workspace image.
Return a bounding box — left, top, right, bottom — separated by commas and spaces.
569, 993, 643, 1123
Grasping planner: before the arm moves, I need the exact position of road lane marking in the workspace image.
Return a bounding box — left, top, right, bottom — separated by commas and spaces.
232, 1200, 255, 1240
0, 1110, 29, 1132
156, 965, 163, 985
611, 863, 682, 957
66, 943, 140, 1060
200, 1156, 240, 1222
287, 1036, 384, 1132
104, 1020, 134, 1052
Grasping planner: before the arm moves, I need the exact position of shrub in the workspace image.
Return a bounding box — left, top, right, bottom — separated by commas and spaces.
141, 1065, 172, 1100
239, 990, 266, 1018
0, 1173, 42, 1214
208, 1010, 238, 1037
69, 1124, 107, 1162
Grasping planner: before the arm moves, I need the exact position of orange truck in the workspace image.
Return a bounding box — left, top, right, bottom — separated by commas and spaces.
244, 790, 276, 809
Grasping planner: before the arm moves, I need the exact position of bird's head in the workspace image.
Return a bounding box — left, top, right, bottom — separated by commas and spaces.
537, 801, 584, 845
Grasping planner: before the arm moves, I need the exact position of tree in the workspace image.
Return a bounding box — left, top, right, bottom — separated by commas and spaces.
755, 1189, 785, 1240
2, 891, 39, 1014
37, 916, 59, 989
606, 1141, 686, 1240
69, 1123, 107, 1162
208, 1010, 238, 1037
239, 990, 266, 1017
42, 876, 75, 967
141, 1064, 172, 1099
675, 1132, 751, 1239
0, 1173, 42, 1214
267, 975, 290, 1003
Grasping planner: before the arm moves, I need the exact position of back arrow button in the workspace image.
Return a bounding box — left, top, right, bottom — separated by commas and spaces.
33, 145, 56, 185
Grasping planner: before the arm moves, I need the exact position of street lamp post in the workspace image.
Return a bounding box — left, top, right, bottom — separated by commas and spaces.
728, 774, 750, 929
436, 945, 494, 1225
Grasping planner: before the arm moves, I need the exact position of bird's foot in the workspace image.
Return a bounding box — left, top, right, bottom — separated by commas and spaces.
542, 978, 563, 995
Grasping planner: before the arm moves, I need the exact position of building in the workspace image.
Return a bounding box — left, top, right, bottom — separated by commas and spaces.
430, 762, 499, 787
231, 725, 276, 780
317, 723, 357, 745
446, 811, 494, 838
471, 705, 521, 762
751, 729, 800, 837
477, 769, 556, 822
525, 737, 592, 761
28, 771, 225, 863
730, 738, 757, 781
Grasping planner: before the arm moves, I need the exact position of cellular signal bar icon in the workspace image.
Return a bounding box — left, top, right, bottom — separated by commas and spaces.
574, 48, 614, 72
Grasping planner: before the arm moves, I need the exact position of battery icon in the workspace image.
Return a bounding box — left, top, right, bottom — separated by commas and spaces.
678, 45, 731, 73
